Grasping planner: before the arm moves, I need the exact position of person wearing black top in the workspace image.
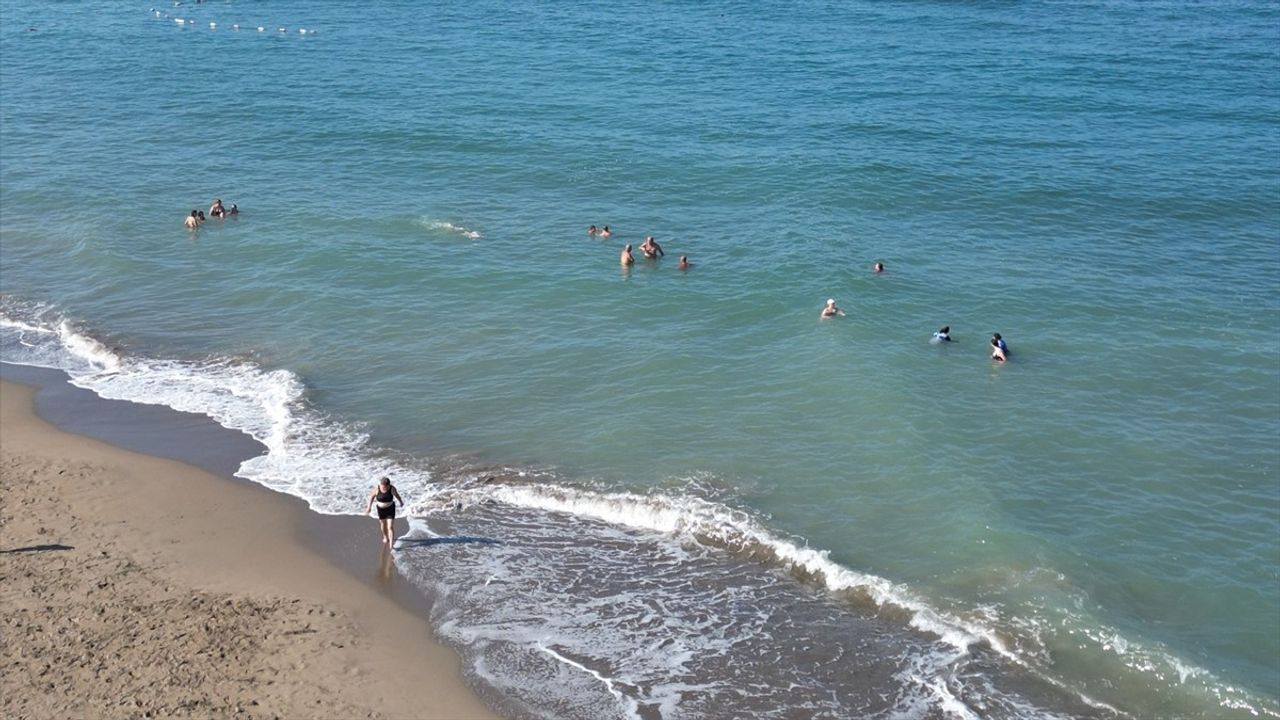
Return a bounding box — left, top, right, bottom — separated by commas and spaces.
365, 477, 404, 547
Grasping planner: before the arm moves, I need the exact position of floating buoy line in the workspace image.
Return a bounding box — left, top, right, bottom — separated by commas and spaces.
151, 6, 316, 36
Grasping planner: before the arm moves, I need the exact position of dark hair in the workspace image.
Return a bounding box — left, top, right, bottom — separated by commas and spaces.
940, 326, 949, 333
379, 477, 390, 484
993, 333, 1002, 340
190, 210, 198, 216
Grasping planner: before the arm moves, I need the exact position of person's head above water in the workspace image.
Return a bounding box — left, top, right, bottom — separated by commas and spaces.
992, 332, 1002, 340
940, 326, 950, 334
874, 261, 884, 272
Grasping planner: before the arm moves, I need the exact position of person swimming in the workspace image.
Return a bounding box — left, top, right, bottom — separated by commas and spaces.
620, 244, 634, 266
209, 198, 225, 218
184, 210, 199, 230
678, 255, 691, 270
588, 224, 598, 236
821, 298, 845, 318
873, 261, 884, 273
991, 332, 1009, 362
600, 225, 612, 237
933, 325, 951, 342
227, 203, 238, 216
640, 236, 664, 259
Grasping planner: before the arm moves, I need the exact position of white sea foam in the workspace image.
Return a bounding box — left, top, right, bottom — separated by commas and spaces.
418, 219, 483, 239
0, 304, 423, 516
411, 482, 1006, 661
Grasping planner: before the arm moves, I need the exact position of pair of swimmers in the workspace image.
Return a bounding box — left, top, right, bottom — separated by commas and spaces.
933, 326, 1011, 361
588, 224, 612, 237
620, 237, 691, 270
208, 198, 237, 218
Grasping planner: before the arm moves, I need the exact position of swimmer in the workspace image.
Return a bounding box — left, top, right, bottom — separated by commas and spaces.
678, 255, 691, 270
991, 332, 1009, 362
873, 261, 885, 273
184, 210, 199, 230
228, 203, 239, 216
588, 224, 598, 236
365, 477, 404, 546
640, 235, 664, 259
620, 244, 634, 266
209, 198, 225, 218
932, 325, 951, 342
821, 298, 845, 318
600, 225, 612, 237
196, 210, 206, 224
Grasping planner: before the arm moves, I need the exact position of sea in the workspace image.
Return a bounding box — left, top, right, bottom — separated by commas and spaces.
1, 1, 1277, 718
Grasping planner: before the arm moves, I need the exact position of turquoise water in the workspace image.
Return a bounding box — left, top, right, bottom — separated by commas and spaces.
2, 1, 1278, 717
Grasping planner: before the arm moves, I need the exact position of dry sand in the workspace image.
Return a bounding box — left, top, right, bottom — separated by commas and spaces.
0, 380, 498, 720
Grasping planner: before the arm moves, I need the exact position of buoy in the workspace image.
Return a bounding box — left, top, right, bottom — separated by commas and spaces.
277, 26, 286, 32
209, 21, 216, 28
232, 23, 239, 30
257, 26, 265, 32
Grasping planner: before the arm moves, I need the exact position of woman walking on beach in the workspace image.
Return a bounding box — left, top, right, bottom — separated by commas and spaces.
365, 477, 404, 546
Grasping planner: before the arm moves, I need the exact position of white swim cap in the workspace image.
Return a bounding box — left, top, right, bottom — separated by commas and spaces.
827, 298, 835, 304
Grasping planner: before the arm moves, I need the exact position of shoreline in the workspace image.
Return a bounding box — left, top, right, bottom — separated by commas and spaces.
0, 371, 499, 719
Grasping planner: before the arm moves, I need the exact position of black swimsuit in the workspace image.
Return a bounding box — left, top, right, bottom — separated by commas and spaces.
375, 488, 396, 520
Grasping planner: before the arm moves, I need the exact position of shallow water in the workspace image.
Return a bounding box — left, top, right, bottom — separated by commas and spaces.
2, 1, 1278, 717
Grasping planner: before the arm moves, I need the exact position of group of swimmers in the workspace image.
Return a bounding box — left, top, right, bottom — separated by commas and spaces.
824, 263, 1012, 363
593, 226, 693, 271
183, 198, 238, 229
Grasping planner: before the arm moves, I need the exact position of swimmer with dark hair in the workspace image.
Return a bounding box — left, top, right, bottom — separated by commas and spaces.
678, 255, 691, 270
588, 224, 598, 236
933, 326, 951, 342
991, 333, 1009, 362
600, 225, 612, 237
873, 261, 884, 273
184, 210, 199, 230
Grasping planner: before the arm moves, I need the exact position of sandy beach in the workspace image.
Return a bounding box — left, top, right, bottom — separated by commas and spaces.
0, 379, 497, 720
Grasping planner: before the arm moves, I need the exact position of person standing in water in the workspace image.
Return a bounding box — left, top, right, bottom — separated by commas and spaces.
620, 244, 634, 266
640, 236, 664, 259
365, 477, 404, 546
821, 298, 845, 318
991, 332, 1009, 362
184, 210, 199, 230
209, 198, 225, 218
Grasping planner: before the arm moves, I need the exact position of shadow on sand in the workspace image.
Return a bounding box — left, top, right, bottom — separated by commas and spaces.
0, 543, 74, 554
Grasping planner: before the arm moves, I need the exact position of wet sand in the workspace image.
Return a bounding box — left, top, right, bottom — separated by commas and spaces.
0, 377, 498, 719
